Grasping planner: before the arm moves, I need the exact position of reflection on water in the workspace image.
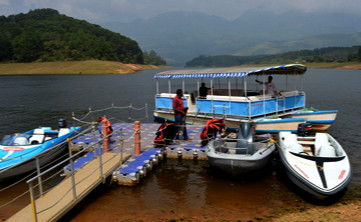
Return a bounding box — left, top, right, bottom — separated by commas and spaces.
62, 158, 299, 221
0, 68, 360, 220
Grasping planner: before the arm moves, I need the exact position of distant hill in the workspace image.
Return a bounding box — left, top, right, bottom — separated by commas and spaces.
185, 46, 361, 67
103, 10, 361, 65
0, 9, 143, 63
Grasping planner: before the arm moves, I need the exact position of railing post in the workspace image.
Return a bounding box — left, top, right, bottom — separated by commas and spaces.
67, 138, 77, 201
128, 104, 133, 122
35, 157, 43, 196
119, 128, 124, 163
101, 119, 109, 153
134, 121, 141, 156
29, 181, 38, 222
91, 124, 97, 157
145, 103, 149, 122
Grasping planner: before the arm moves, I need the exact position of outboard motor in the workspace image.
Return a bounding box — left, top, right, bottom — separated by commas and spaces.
236, 122, 254, 154
58, 119, 68, 128
298, 123, 312, 137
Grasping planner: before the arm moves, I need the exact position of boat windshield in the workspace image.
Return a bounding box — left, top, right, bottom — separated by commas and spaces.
0, 134, 31, 146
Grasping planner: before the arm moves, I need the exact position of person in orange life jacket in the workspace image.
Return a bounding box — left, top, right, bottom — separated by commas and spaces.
173, 89, 191, 142
97, 117, 113, 138
255, 76, 278, 97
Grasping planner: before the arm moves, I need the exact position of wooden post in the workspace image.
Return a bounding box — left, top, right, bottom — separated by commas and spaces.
134, 121, 141, 156
101, 118, 109, 153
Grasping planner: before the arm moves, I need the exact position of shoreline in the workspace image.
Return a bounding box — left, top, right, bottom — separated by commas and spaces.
0, 61, 360, 75
0, 60, 166, 75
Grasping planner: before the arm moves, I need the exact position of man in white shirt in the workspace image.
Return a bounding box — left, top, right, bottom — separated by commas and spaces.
256, 76, 277, 97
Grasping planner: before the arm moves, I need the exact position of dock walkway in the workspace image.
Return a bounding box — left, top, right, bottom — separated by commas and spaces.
8, 122, 206, 221
8, 152, 130, 222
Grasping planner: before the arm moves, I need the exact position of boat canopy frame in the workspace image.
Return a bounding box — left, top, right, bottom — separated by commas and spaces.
154, 64, 307, 79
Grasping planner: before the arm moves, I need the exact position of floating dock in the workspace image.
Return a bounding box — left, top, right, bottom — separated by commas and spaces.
67, 122, 206, 186
8, 122, 207, 221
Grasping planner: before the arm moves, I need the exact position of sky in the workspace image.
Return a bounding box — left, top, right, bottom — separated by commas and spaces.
1, 0, 361, 24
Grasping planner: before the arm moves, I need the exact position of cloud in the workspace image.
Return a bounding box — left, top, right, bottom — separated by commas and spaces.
0, 0, 9, 6
1, 0, 361, 23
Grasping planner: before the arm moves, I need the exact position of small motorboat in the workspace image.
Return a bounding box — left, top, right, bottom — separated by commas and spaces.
278, 129, 352, 199
0, 125, 81, 181
206, 122, 276, 176
287, 109, 338, 131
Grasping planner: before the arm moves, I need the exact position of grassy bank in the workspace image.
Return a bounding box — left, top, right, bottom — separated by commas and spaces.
304, 61, 361, 69
0, 60, 164, 75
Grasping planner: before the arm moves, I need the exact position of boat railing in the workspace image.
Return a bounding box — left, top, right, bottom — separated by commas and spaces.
25, 124, 125, 221
215, 137, 271, 155
155, 90, 305, 120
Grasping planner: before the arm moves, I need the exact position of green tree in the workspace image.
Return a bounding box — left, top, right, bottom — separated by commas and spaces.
13, 32, 42, 62
0, 34, 13, 61
143, 50, 166, 65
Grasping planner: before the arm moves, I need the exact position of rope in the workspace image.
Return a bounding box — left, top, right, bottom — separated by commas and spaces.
72, 104, 148, 124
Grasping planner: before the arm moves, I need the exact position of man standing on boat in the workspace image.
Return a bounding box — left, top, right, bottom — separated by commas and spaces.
173, 89, 191, 142
199, 82, 210, 99
255, 76, 277, 97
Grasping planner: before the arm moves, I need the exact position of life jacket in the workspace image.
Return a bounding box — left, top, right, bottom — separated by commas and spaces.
154, 122, 177, 147
97, 117, 113, 135
200, 119, 225, 146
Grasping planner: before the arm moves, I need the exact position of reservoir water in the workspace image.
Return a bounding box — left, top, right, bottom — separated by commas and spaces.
0, 68, 360, 221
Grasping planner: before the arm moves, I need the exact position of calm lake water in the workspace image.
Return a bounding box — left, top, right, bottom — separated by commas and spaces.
0, 68, 360, 220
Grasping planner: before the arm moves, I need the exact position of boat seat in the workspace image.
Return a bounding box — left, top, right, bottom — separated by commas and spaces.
13, 136, 29, 145
281, 132, 297, 146
315, 133, 329, 156
318, 144, 336, 157
29, 128, 45, 144
279, 132, 303, 153
58, 128, 70, 137
288, 143, 304, 153
236, 122, 254, 154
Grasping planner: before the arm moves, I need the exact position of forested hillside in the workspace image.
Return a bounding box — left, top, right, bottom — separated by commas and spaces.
186, 46, 361, 67
0, 9, 144, 63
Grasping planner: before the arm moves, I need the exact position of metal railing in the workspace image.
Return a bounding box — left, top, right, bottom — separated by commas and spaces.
25, 124, 125, 222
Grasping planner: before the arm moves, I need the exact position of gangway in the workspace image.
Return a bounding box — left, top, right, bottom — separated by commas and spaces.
7, 126, 130, 222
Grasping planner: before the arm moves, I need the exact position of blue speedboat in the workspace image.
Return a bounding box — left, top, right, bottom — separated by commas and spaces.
0, 126, 81, 181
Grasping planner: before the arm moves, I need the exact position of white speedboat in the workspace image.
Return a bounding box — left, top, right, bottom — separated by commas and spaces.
278, 131, 352, 199
206, 122, 275, 176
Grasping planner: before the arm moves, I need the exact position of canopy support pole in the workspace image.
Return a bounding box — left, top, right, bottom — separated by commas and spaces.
156, 79, 159, 95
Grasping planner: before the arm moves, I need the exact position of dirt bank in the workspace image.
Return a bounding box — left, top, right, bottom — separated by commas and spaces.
0, 60, 163, 75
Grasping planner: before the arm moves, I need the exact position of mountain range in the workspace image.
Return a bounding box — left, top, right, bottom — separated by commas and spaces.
102, 10, 361, 65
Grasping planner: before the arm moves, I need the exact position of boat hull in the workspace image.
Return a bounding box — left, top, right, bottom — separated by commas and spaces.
207, 152, 274, 175
154, 111, 304, 133
278, 131, 352, 199
206, 139, 275, 176
0, 143, 67, 181
255, 118, 305, 134
0, 126, 80, 181
288, 110, 338, 131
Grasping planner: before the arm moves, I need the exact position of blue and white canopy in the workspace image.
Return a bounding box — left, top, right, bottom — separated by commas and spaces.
154, 64, 307, 79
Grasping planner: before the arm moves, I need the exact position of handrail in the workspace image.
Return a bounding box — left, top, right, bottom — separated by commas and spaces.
25, 125, 125, 222
26, 126, 106, 184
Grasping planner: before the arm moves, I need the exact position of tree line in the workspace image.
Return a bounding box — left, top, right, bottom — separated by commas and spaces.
186, 46, 361, 67
0, 8, 166, 65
